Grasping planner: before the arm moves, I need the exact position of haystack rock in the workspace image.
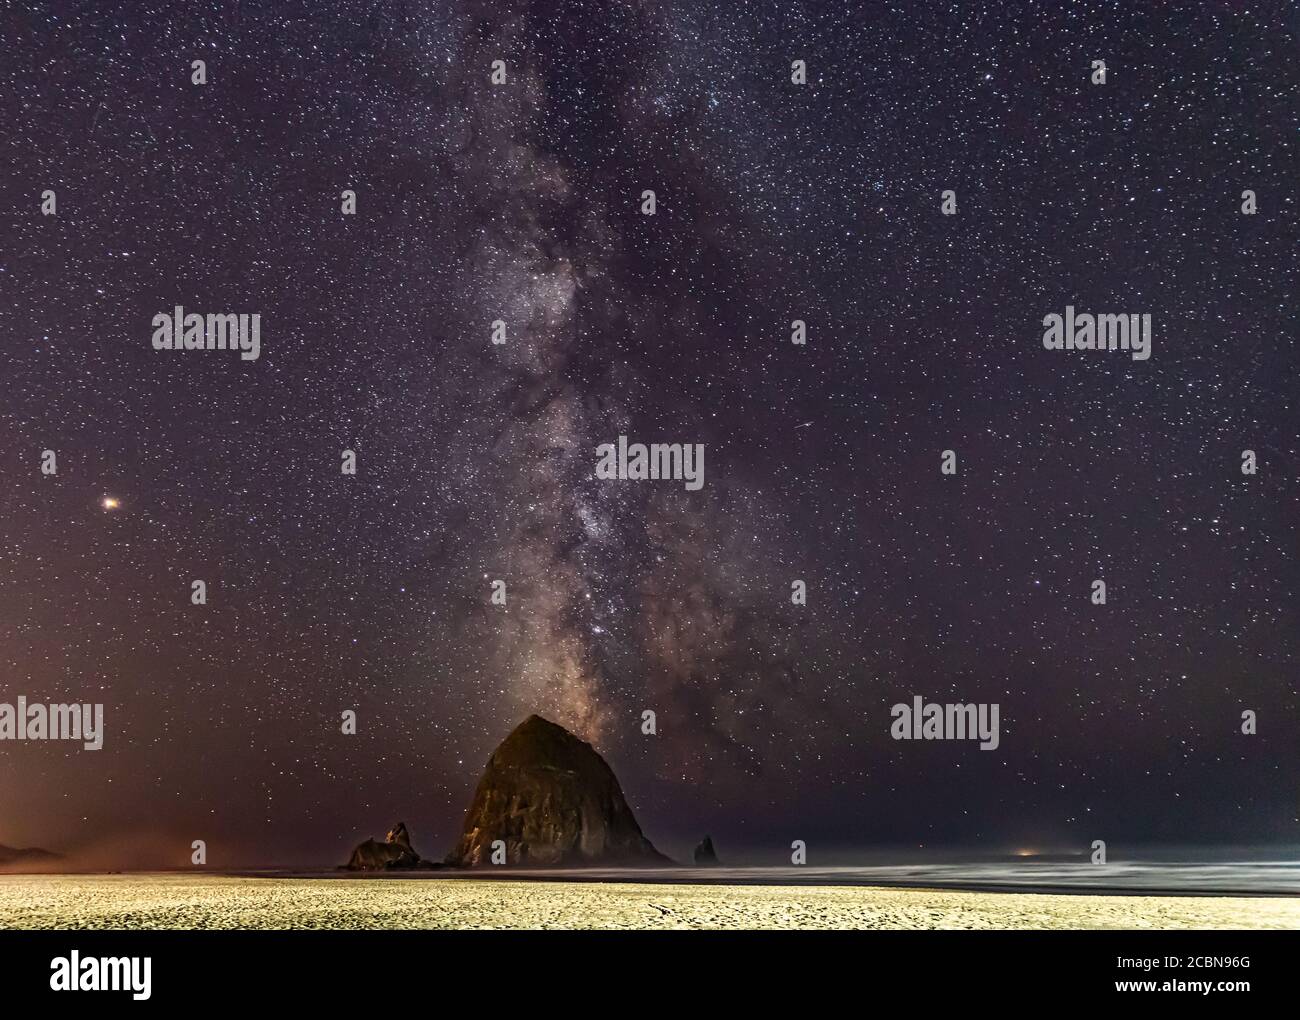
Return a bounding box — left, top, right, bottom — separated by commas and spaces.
448, 714, 670, 867
346, 821, 427, 870
693, 835, 720, 866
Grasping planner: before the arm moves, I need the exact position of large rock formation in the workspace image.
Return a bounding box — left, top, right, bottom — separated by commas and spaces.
448, 715, 669, 867
346, 822, 429, 870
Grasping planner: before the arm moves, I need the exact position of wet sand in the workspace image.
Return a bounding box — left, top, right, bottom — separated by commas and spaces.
1, 873, 1296, 929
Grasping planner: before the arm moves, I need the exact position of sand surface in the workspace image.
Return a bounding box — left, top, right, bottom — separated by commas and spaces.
1, 874, 1296, 929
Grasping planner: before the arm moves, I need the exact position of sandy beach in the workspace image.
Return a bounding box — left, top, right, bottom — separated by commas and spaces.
1, 874, 1296, 930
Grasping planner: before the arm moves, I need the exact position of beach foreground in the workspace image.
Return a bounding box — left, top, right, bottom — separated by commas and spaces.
1, 874, 1296, 930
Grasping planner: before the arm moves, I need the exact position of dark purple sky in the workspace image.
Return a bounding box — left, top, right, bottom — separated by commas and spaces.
2, 0, 1296, 866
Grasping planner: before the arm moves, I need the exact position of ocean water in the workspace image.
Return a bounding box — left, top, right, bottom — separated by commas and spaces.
578, 859, 1300, 895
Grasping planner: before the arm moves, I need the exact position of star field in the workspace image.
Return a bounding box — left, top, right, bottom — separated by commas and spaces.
1, 0, 1296, 864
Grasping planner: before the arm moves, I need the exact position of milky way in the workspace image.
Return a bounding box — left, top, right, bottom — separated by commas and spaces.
2, 1, 1296, 864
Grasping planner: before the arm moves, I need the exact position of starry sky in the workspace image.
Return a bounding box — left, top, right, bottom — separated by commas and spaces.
2, 0, 1296, 867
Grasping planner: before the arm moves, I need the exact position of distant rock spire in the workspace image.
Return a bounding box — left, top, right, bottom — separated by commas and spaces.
693, 835, 720, 866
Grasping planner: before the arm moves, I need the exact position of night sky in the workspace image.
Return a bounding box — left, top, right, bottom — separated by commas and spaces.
2, 1, 1296, 867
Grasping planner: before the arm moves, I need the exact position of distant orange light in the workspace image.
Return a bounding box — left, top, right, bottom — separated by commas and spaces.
101, 497, 120, 510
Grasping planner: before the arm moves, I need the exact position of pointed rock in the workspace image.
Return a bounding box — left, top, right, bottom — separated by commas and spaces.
346, 821, 425, 870
448, 715, 670, 867
693, 835, 720, 866
386, 822, 412, 850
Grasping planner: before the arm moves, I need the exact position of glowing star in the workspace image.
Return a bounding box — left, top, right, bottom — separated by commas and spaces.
101, 497, 120, 511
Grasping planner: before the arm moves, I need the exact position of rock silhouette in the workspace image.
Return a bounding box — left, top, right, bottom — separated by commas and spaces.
448, 714, 669, 867
693, 835, 720, 866
346, 821, 430, 870
0, 843, 59, 868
